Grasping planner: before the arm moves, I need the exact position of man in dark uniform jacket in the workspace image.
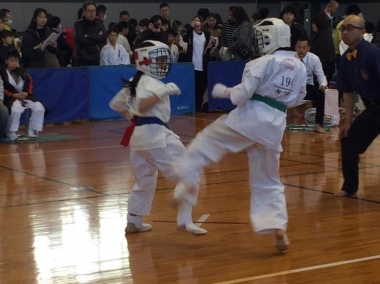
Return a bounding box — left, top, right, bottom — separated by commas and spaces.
336, 15, 380, 197
74, 1, 107, 66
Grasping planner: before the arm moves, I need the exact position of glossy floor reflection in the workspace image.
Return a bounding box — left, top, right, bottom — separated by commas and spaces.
1, 114, 380, 283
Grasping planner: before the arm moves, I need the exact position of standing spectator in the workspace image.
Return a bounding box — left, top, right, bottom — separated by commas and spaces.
96, 4, 107, 26
116, 21, 132, 57
183, 15, 211, 112
159, 3, 178, 32
205, 13, 222, 61
48, 16, 73, 67
220, 6, 236, 48
322, 1, 339, 27
136, 15, 168, 47
119, 11, 129, 22
21, 8, 59, 68
228, 6, 252, 61
100, 28, 130, 66
74, 1, 107, 66
167, 28, 179, 63
280, 5, 308, 50
310, 13, 336, 83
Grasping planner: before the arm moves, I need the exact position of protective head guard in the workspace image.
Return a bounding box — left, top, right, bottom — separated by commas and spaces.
134, 40, 173, 79
253, 18, 291, 56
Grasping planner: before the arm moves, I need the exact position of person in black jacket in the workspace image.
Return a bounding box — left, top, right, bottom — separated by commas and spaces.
21, 8, 59, 68
74, 1, 107, 66
280, 5, 308, 51
135, 15, 168, 48
310, 13, 336, 82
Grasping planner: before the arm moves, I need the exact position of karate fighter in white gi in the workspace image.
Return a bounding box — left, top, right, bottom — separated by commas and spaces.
110, 40, 207, 235
171, 18, 307, 252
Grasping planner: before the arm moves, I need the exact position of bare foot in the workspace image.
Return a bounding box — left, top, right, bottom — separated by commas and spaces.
334, 190, 358, 198
314, 124, 327, 134
274, 229, 289, 252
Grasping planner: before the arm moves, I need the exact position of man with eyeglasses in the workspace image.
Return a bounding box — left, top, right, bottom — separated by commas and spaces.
335, 15, 380, 198
74, 1, 107, 66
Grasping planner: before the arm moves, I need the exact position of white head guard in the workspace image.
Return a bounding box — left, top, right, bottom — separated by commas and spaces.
253, 18, 291, 56
134, 40, 173, 79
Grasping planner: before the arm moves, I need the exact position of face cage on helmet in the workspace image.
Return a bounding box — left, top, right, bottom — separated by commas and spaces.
149, 47, 172, 77
254, 29, 265, 56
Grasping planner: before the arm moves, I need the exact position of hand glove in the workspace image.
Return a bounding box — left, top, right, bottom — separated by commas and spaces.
165, 83, 181, 95
212, 83, 231, 99
155, 83, 181, 99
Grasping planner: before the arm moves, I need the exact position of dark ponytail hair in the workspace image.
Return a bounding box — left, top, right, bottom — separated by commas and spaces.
124, 41, 155, 98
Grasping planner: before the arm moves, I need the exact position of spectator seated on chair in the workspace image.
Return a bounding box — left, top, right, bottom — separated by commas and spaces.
0, 50, 49, 141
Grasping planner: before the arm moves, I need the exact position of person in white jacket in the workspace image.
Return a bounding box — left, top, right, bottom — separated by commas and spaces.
101, 28, 130, 66
109, 40, 207, 235
170, 18, 307, 252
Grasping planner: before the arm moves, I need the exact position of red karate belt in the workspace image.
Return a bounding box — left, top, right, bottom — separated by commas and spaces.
120, 118, 135, 147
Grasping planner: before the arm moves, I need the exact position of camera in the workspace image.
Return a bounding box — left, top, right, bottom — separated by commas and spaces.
238, 46, 251, 59
153, 23, 160, 29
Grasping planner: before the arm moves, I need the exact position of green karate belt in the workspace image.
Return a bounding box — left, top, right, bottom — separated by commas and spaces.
250, 94, 287, 113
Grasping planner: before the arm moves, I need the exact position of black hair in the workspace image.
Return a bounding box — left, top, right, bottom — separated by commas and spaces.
296, 36, 310, 46
365, 22, 374, 34
175, 20, 182, 26
0, 9, 10, 18
48, 16, 61, 29
166, 27, 177, 36
77, 8, 84, 20
259, 7, 269, 19
159, 3, 169, 10
345, 4, 361, 16
126, 41, 156, 98
129, 18, 138, 27
96, 5, 107, 15
107, 28, 118, 36
119, 10, 129, 18
29, 8, 48, 30
149, 15, 162, 25
1, 29, 13, 39
232, 6, 250, 26
117, 21, 129, 32
5, 49, 20, 60
139, 18, 149, 28
83, 1, 96, 12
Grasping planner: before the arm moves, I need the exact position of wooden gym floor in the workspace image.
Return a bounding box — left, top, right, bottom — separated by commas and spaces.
1, 113, 380, 284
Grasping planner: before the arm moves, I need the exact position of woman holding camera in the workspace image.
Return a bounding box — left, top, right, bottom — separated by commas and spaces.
136, 15, 168, 47
228, 6, 252, 61
183, 15, 211, 112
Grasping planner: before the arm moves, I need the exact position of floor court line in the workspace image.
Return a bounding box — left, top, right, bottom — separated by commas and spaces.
213, 254, 380, 284
195, 214, 210, 227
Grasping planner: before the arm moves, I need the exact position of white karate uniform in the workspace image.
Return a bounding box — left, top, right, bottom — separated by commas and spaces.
116, 34, 133, 56
6, 70, 45, 132
170, 44, 179, 63
174, 51, 307, 234
100, 42, 130, 66
120, 74, 188, 221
